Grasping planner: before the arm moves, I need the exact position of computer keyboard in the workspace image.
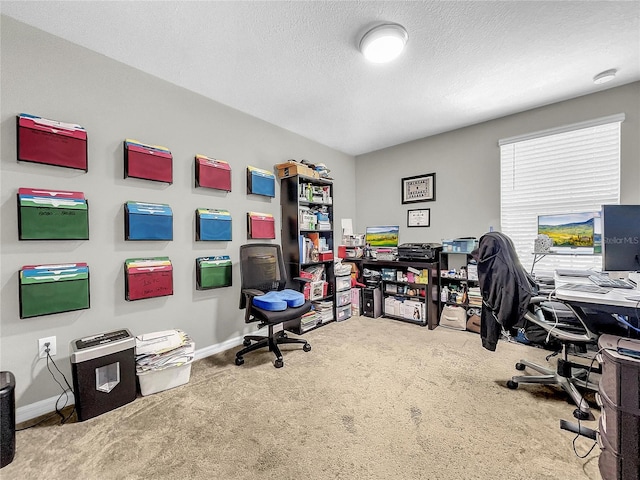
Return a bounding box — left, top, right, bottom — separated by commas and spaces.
556, 269, 593, 278
588, 274, 635, 289
558, 283, 611, 294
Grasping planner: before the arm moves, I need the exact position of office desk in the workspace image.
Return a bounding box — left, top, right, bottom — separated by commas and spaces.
554, 274, 640, 336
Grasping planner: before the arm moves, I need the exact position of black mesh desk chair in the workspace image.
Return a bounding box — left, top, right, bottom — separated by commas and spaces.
235, 243, 312, 368
476, 231, 621, 420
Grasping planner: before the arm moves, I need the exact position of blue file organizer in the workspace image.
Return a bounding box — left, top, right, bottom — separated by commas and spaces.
124, 202, 173, 241
247, 166, 275, 197
196, 209, 232, 241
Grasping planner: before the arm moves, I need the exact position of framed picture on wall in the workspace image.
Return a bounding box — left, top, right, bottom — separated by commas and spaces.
407, 209, 430, 227
401, 173, 436, 204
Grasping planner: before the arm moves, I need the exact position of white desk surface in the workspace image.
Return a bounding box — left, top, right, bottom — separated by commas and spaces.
554, 272, 640, 309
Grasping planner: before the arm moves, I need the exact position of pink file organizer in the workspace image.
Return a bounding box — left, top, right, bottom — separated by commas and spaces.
125, 259, 173, 301
195, 155, 232, 191
17, 114, 88, 171
124, 139, 173, 183
247, 212, 275, 239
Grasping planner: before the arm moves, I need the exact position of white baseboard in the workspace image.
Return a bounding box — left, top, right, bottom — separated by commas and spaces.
16, 336, 246, 424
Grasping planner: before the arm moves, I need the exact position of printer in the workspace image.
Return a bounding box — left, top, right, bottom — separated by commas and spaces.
398, 243, 442, 261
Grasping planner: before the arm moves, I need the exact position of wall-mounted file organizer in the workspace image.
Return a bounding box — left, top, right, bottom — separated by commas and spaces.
195, 155, 231, 191
247, 211, 275, 239
18, 188, 89, 240
124, 202, 173, 241
19, 263, 90, 318
17, 113, 88, 171
124, 139, 173, 183
196, 256, 232, 290
246, 166, 275, 197
196, 208, 232, 241
125, 257, 173, 301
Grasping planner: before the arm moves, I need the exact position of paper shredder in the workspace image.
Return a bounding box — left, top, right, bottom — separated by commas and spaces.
0, 371, 16, 468
70, 329, 136, 421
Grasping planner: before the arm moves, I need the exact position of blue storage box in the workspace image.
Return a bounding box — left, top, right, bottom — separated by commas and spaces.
247, 166, 275, 197
196, 208, 232, 241
125, 202, 173, 241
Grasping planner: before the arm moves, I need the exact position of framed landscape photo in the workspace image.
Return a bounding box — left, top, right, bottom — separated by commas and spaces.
407, 209, 430, 227
401, 173, 436, 204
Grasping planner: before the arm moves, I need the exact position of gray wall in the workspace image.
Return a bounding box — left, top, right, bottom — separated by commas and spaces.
0, 17, 356, 411
355, 82, 640, 244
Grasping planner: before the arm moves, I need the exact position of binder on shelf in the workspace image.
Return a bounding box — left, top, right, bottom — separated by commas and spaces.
124, 139, 173, 183
246, 166, 275, 197
196, 208, 232, 241
19, 263, 90, 318
196, 256, 232, 289
17, 113, 88, 171
125, 257, 173, 301
195, 155, 231, 191
124, 201, 173, 241
17, 188, 89, 240
247, 212, 275, 239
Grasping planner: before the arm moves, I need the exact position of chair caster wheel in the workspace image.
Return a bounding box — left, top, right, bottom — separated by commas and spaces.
274, 358, 284, 368
507, 380, 519, 389
303, 343, 311, 352
235, 357, 244, 366
573, 409, 590, 421
243, 338, 251, 347
515, 362, 526, 371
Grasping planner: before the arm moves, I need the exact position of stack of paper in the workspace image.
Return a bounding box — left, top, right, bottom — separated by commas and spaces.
135, 329, 195, 374
300, 311, 319, 332
312, 300, 334, 323
467, 287, 483, 307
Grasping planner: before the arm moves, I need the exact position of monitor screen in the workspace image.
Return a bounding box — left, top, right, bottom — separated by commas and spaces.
365, 225, 399, 248
601, 204, 640, 272
537, 212, 596, 253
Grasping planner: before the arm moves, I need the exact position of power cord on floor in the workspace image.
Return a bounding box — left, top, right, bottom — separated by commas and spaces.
16, 343, 75, 431
570, 346, 604, 459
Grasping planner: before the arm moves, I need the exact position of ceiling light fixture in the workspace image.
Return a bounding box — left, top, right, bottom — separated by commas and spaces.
359, 23, 408, 64
593, 69, 617, 85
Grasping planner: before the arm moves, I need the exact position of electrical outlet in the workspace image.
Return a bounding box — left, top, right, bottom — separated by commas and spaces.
38, 336, 57, 358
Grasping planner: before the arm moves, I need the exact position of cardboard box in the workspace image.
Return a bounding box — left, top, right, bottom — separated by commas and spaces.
275, 161, 318, 179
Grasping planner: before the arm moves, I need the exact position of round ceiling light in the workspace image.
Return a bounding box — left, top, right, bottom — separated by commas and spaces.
593, 69, 617, 85
359, 23, 408, 64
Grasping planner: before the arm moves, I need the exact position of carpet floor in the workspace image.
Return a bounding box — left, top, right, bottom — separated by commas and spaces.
6, 315, 602, 479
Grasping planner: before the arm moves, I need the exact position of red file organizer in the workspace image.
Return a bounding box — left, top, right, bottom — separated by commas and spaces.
247, 212, 275, 239
195, 155, 231, 191
124, 139, 173, 183
125, 259, 173, 301
17, 114, 88, 171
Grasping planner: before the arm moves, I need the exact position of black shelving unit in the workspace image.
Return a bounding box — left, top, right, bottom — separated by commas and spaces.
280, 175, 335, 332
437, 252, 481, 327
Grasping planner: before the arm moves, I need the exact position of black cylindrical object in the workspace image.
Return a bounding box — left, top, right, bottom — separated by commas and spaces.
0, 371, 16, 468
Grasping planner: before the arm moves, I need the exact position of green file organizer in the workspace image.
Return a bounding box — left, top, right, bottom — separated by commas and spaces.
196, 256, 232, 290
19, 264, 90, 318
17, 188, 89, 240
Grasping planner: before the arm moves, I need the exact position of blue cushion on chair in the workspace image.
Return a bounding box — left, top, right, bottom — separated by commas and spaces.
279, 289, 305, 308
252, 291, 287, 311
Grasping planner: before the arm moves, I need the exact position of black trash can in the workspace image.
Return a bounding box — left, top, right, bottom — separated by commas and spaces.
0, 371, 16, 468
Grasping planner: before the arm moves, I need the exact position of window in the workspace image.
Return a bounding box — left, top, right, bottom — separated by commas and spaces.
499, 114, 623, 273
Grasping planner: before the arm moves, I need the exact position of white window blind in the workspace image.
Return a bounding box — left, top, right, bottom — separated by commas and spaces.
500, 115, 622, 274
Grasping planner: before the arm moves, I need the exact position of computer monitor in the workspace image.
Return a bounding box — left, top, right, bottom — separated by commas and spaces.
537, 212, 596, 254
365, 225, 399, 248
601, 204, 640, 272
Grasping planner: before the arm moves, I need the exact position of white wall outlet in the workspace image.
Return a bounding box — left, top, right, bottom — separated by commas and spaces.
38, 336, 57, 358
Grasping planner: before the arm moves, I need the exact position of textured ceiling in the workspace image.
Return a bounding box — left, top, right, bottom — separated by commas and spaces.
2, 1, 639, 156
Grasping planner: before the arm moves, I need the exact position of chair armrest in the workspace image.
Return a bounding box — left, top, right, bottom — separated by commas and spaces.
241, 288, 265, 322
524, 301, 596, 344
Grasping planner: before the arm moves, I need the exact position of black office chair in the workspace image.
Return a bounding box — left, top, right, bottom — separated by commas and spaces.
235, 243, 312, 368
476, 232, 620, 420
